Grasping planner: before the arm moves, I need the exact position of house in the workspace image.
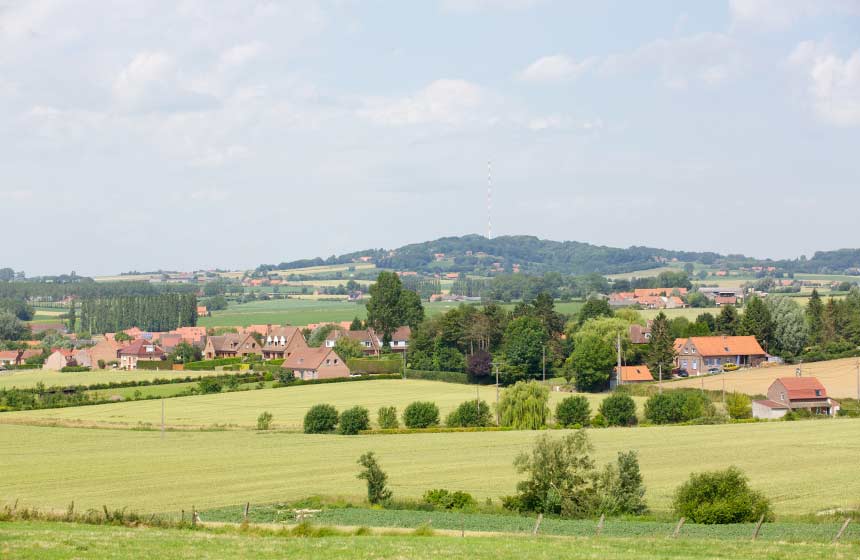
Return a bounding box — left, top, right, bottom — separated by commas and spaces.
633, 288, 688, 298
325, 328, 380, 355
282, 347, 350, 380
87, 337, 127, 368
700, 287, 744, 305
43, 349, 77, 370
753, 377, 840, 419
156, 334, 183, 353
0, 351, 20, 367
72, 348, 95, 368
202, 333, 262, 359
18, 349, 42, 364
674, 336, 767, 376
388, 326, 411, 353
197, 305, 210, 317
262, 326, 308, 360
118, 339, 166, 370
615, 365, 654, 383
629, 323, 652, 345
171, 326, 207, 345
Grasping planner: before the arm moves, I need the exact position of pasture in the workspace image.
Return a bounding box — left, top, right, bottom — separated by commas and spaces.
1, 420, 858, 515
0, 380, 634, 429
665, 357, 860, 398
0, 369, 223, 391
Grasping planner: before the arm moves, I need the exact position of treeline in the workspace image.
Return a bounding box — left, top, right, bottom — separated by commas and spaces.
0, 280, 196, 300
79, 294, 197, 334
451, 273, 610, 302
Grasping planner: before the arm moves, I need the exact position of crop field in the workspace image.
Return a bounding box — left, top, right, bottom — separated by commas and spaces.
269, 263, 377, 277
665, 357, 860, 398
2, 522, 852, 560
0, 369, 223, 390
1, 419, 858, 515
639, 307, 718, 321
0, 380, 632, 429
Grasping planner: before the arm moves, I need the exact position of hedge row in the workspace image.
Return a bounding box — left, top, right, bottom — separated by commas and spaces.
135, 360, 175, 371
404, 369, 469, 384
184, 357, 242, 370
362, 426, 514, 435
347, 358, 402, 375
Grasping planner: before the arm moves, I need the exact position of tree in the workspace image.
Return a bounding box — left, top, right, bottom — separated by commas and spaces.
695, 312, 716, 333
595, 450, 648, 516
646, 312, 675, 376
256, 411, 273, 430
0, 312, 29, 341
398, 289, 425, 330
466, 349, 492, 381
303, 404, 339, 433
366, 272, 423, 345
445, 399, 492, 427
349, 317, 364, 331
377, 406, 399, 429
805, 289, 824, 345
715, 305, 740, 335
686, 291, 709, 308
339, 406, 370, 435
169, 341, 202, 363
766, 296, 808, 357
333, 336, 364, 361
357, 451, 392, 505
725, 392, 752, 419
66, 305, 76, 333
673, 467, 773, 524
740, 296, 773, 351
0, 268, 14, 282
502, 316, 548, 382
207, 294, 228, 311
598, 392, 637, 426
498, 380, 550, 429
567, 317, 630, 392
403, 401, 440, 428
577, 297, 613, 326
555, 395, 591, 427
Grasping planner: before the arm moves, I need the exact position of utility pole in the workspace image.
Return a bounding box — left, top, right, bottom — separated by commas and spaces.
616, 333, 622, 387
542, 345, 546, 382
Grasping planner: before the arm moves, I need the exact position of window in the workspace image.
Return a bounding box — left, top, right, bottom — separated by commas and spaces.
815, 389, 821, 396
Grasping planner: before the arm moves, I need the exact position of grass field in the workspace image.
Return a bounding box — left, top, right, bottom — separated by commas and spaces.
0, 380, 636, 429
1, 419, 858, 515
664, 357, 860, 398
269, 262, 377, 277
0, 369, 223, 390
3, 521, 852, 560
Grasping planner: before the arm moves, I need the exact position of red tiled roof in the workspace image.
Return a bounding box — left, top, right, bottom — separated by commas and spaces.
616, 365, 653, 382
118, 339, 166, 358
776, 377, 828, 400
753, 399, 790, 409
0, 350, 19, 360
688, 336, 765, 357
282, 347, 343, 370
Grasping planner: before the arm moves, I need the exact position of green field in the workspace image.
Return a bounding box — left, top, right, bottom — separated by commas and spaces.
3, 521, 851, 560
0, 369, 223, 390
2, 419, 858, 515
1, 380, 631, 429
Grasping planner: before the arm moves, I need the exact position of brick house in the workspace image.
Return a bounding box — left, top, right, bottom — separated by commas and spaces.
674, 336, 767, 376
0, 351, 19, 367
118, 339, 166, 370
87, 337, 127, 368
202, 333, 262, 359
282, 347, 350, 380
43, 349, 77, 371
753, 377, 840, 419
325, 327, 411, 355
262, 326, 308, 360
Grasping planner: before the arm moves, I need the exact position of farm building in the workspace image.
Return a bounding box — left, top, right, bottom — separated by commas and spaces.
615, 365, 654, 383
282, 347, 350, 380
753, 377, 840, 419
674, 336, 767, 376
43, 349, 77, 371
118, 340, 166, 370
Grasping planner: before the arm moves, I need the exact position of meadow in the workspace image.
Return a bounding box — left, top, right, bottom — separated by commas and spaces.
0, 379, 636, 429
0, 368, 223, 391
665, 357, 860, 398
2, 521, 852, 560
1, 419, 858, 515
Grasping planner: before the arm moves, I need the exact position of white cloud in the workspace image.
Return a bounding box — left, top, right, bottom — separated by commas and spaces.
729, 0, 860, 30
358, 79, 485, 126
0, 1, 58, 42
112, 51, 218, 113
788, 41, 860, 126
219, 42, 264, 68
519, 54, 595, 82
440, 0, 545, 13
526, 115, 603, 132
189, 188, 229, 202
0, 189, 34, 201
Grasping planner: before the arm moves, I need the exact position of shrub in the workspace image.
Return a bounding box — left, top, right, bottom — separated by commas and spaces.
60, 366, 91, 373
357, 451, 392, 505
595, 450, 648, 516
403, 369, 469, 384
673, 466, 773, 524
445, 399, 492, 427
347, 357, 402, 375
726, 392, 752, 419
498, 380, 550, 430
377, 406, 399, 429
555, 395, 591, 427
339, 406, 371, 435
303, 404, 339, 434
256, 411, 273, 430
598, 392, 637, 426
97, 359, 106, 369
591, 413, 607, 428
644, 391, 715, 425
198, 377, 222, 394
403, 401, 440, 428
423, 489, 476, 510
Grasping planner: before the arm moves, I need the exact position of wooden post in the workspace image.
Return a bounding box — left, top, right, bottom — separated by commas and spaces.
596, 514, 605, 537
672, 517, 686, 538
751, 514, 765, 541
532, 513, 543, 535
181, 509, 184, 523
243, 502, 250, 522
833, 518, 851, 543
191, 506, 197, 527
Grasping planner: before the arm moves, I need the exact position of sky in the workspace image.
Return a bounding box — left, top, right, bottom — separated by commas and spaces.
1, 0, 859, 276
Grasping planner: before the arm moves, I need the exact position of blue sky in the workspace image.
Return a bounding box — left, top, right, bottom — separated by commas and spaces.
1, 0, 859, 275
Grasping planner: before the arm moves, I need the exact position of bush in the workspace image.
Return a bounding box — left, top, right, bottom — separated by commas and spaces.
257, 411, 273, 430
348, 358, 402, 375
673, 466, 773, 524
423, 489, 477, 510
377, 406, 399, 429
643, 391, 715, 425
598, 392, 637, 426
184, 357, 242, 371
339, 406, 371, 435
591, 413, 607, 428
198, 377, 223, 394
726, 392, 752, 419
403, 369, 469, 384
357, 451, 392, 505
555, 395, 591, 427
445, 399, 493, 427
303, 404, 339, 434
595, 450, 648, 516
498, 380, 550, 430
403, 401, 440, 428
60, 366, 91, 373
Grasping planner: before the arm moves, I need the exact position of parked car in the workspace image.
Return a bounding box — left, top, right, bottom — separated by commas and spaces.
672, 368, 689, 378
707, 367, 721, 374
722, 363, 740, 372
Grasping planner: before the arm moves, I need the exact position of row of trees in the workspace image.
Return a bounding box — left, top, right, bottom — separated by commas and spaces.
78, 294, 198, 334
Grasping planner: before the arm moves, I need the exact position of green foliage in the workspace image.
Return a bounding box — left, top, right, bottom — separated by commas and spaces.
59, 366, 91, 373
403, 401, 440, 428
644, 390, 715, 425
595, 450, 648, 516
168, 342, 202, 364
339, 406, 371, 435
766, 296, 808, 357
740, 296, 773, 352
715, 305, 740, 336
567, 317, 631, 392
333, 336, 365, 361
673, 467, 773, 524
184, 357, 242, 371
357, 451, 392, 505
445, 399, 493, 427
303, 404, 339, 434
725, 392, 752, 419
646, 312, 675, 375
403, 369, 468, 384
347, 357, 402, 375
197, 377, 222, 394
377, 406, 399, 429
555, 395, 591, 427
256, 411, 273, 430
598, 392, 637, 426
78, 293, 197, 335
0, 312, 29, 341
366, 272, 423, 345
577, 297, 613, 325
308, 324, 340, 348
502, 316, 548, 382
423, 489, 476, 510
498, 380, 550, 429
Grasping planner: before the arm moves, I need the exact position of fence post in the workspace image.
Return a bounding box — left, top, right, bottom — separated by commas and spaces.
596, 514, 605, 537
751, 514, 765, 541
672, 517, 686, 538
243, 502, 250, 522
191, 506, 197, 527
833, 518, 852, 544
532, 513, 543, 536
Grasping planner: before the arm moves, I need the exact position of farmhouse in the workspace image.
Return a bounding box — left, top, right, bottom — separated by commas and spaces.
118, 339, 166, 370
0, 350, 19, 367
282, 347, 350, 380
43, 349, 77, 371
324, 326, 411, 355
753, 377, 840, 419
87, 337, 127, 368
262, 326, 307, 360
629, 323, 652, 345
674, 335, 767, 376
203, 333, 262, 359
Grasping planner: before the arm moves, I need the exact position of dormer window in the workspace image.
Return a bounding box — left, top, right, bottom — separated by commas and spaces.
815, 389, 821, 396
